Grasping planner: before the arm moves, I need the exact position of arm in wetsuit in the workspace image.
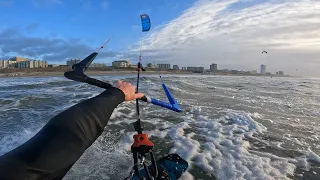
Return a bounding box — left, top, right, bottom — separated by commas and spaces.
0, 87, 126, 180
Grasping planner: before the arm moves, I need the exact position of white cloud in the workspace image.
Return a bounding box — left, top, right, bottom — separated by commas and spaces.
133, 0, 320, 77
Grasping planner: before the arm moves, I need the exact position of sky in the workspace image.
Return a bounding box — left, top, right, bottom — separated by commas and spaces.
0, 0, 319, 77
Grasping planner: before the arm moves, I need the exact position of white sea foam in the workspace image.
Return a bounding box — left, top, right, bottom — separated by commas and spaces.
298, 148, 320, 165
0, 127, 42, 155
111, 105, 316, 180
165, 107, 298, 180
1, 75, 320, 180
0, 77, 65, 87
63, 132, 133, 180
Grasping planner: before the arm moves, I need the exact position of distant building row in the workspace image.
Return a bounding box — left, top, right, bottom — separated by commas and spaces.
110, 60, 208, 73
276, 71, 284, 76
110, 60, 175, 70
67, 59, 81, 66
147, 63, 157, 68
187, 67, 205, 73
65, 58, 220, 74
66, 59, 106, 68
112, 60, 130, 68
260, 64, 284, 75
0, 59, 48, 69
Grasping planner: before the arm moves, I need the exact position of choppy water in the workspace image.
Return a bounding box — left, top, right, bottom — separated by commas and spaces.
0, 75, 319, 180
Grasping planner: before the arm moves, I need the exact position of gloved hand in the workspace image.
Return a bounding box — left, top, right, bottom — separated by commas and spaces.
114, 80, 144, 101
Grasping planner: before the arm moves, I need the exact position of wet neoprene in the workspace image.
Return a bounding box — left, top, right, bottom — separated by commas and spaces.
0, 87, 125, 180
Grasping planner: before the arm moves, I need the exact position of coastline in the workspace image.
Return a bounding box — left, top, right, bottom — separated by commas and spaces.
0, 70, 193, 78
0, 71, 296, 79
0, 68, 295, 79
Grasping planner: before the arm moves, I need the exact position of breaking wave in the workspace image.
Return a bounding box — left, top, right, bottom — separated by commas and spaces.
0, 75, 319, 179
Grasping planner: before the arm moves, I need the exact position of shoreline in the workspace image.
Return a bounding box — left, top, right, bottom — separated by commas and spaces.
0, 71, 193, 78
0, 70, 296, 79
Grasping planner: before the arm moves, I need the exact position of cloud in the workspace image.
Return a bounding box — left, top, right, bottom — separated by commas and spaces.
133, 0, 320, 77
0, 27, 117, 63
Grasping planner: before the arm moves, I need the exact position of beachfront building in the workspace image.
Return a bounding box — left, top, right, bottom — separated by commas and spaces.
251, 70, 258, 74
1, 57, 48, 69
278, 71, 284, 76
112, 60, 130, 68
147, 63, 157, 69
0, 60, 6, 68
187, 66, 204, 73
0, 60, 16, 68
67, 59, 81, 66
173, 65, 179, 70
15, 60, 48, 68
260, 64, 266, 74
9, 57, 27, 62
89, 63, 106, 68
181, 67, 187, 70
90, 63, 105, 68
130, 64, 137, 68
157, 64, 171, 69
48, 64, 60, 67
210, 63, 217, 72
31, 60, 48, 68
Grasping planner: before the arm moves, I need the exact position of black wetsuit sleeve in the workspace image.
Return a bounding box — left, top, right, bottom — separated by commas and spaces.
0, 87, 125, 180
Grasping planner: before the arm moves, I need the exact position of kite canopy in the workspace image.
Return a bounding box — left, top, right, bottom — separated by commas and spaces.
262, 51, 268, 54
140, 14, 151, 32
